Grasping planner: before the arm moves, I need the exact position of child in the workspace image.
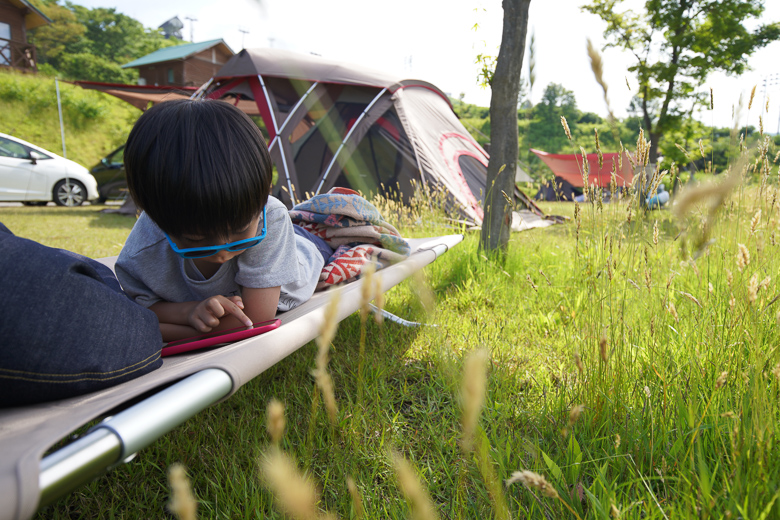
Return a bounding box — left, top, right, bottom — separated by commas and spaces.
115, 99, 330, 342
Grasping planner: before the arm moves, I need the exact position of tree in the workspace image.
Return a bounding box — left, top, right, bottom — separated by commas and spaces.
480, 0, 532, 255
584, 0, 780, 163
29, 0, 179, 82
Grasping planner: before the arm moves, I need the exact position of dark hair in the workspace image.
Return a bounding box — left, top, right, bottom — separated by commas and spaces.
124, 99, 272, 238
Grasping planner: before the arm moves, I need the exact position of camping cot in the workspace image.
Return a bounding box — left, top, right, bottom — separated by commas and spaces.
0, 235, 462, 520
195, 48, 556, 232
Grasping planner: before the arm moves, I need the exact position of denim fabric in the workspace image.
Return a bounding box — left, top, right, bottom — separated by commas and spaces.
293, 224, 333, 263
0, 223, 163, 407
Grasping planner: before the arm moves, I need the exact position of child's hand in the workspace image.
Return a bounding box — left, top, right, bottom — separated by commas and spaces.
188, 295, 253, 332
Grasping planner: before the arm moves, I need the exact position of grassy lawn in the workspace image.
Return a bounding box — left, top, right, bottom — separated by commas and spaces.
3, 181, 779, 519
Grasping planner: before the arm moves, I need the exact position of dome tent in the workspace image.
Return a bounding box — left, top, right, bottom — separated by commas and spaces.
196, 48, 556, 230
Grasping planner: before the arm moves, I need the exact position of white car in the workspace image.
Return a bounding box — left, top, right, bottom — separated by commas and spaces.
0, 133, 99, 206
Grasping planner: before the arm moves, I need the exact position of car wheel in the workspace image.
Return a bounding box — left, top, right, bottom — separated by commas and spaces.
53, 179, 87, 207
22, 201, 48, 206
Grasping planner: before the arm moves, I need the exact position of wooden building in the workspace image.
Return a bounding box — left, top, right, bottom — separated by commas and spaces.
122, 39, 234, 87
0, 0, 50, 72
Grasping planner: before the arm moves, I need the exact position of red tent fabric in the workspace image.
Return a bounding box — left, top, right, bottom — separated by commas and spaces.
531, 148, 634, 188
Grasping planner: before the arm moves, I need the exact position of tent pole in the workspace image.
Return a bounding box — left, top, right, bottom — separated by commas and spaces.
315, 88, 386, 195
268, 81, 318, 151
38, 369, 232, 508
257, 74, 296, 204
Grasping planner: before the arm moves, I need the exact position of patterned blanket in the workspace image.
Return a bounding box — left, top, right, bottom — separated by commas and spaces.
289, 188, 410, 288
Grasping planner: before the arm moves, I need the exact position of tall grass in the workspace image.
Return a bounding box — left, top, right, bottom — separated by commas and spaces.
12, 105, 778, 519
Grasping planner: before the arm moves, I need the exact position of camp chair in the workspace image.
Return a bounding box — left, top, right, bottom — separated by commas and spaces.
0, 235, 463, 520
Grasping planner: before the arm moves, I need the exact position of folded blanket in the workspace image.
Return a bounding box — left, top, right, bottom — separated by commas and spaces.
290, 188, 410, 289
290, 187, 410, 256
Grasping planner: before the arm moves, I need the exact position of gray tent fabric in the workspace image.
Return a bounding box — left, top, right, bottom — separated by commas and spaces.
199, 48, 555, 228
0, 235, 462, 520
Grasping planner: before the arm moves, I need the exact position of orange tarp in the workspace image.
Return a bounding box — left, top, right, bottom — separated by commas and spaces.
531, 148, 634, 188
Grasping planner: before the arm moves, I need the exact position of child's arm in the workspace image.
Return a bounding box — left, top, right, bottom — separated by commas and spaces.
151, 286, 281, 342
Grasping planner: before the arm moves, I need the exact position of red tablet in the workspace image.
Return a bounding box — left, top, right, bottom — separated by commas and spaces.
161, 319, 281, 357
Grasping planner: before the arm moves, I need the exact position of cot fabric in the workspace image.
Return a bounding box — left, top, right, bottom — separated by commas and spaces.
116, 196, 324, 313
0, 234, 461, 520
0, 223, 162, 408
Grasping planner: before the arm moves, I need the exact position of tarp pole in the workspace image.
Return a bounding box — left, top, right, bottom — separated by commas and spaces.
38, 369, 232, 508
257, 74, 296, 204
315, 88, 386, 195
190, 77, 214, 100
55, 77, 70, 204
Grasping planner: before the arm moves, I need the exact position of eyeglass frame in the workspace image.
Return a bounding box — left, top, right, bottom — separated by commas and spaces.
163, 207, 267, 259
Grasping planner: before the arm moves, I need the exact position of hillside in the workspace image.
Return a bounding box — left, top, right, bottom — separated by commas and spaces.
0, 69, 139, 168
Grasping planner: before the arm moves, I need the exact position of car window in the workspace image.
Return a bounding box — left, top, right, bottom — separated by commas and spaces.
109, 146, 125, 166
0, 137, 29, 159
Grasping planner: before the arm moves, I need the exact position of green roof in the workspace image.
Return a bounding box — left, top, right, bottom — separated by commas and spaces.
122, 39, 232, 69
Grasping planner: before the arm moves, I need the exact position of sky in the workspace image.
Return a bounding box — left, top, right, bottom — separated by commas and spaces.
75, 0, 780, 132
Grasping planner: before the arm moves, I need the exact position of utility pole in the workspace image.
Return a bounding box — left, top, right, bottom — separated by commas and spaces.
239, 28, 249, 49
185, 16, 197, 42
762, 73, 780, 134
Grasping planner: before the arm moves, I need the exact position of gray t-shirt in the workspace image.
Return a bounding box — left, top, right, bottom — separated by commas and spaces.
115, 196, 323, 312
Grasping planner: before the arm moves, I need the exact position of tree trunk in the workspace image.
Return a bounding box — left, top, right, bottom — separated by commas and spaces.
480, 0, 532, 255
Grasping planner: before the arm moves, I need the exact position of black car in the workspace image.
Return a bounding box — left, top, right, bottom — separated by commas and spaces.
90, 145, 127, 203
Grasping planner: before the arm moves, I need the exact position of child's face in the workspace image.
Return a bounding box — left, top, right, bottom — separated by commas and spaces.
170, 213, 263, 265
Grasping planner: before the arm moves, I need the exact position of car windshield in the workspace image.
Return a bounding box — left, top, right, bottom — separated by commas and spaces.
0, 137, 29, 159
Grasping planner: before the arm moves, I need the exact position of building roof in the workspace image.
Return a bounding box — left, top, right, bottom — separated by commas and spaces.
8, 0, 52, 29
122, 39, 233, 69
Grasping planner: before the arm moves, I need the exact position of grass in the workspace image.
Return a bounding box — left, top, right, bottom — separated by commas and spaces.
4, 158, 778, 518
0, 69, 138, 168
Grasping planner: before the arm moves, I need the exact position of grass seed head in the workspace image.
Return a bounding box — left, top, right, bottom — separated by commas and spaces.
392, 452, 440, 520
360, 260, 376, 322
266, 399, 286, 445
726, 269, 733, 288
506, 470, 559, 499
599, 337, 608, 363
460, 349, 489, 452
347, 477, 364, 520
747, 274, 759, 303
261, 451, 321, 520
587, 38, 613, 121
715, 371, 728, 390
595, 128, 604, 168
568, 404, 585, 425
653, 220, 659, 246
750, 210, 761, 235
737, 243, 750, 272
772, 363, 780, 381
168, 464, 198, 520
749, 85, 757, 110
615, 434, 621, 449
373, 275, 384, 325
526, 274, 538, 292
317, 290, 341, 351
561, 116, 572, 141
611, 503, 621, 518
667, 302, 679, 322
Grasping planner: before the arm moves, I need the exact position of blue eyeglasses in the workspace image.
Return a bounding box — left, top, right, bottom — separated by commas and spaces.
164, 207, 267, 259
